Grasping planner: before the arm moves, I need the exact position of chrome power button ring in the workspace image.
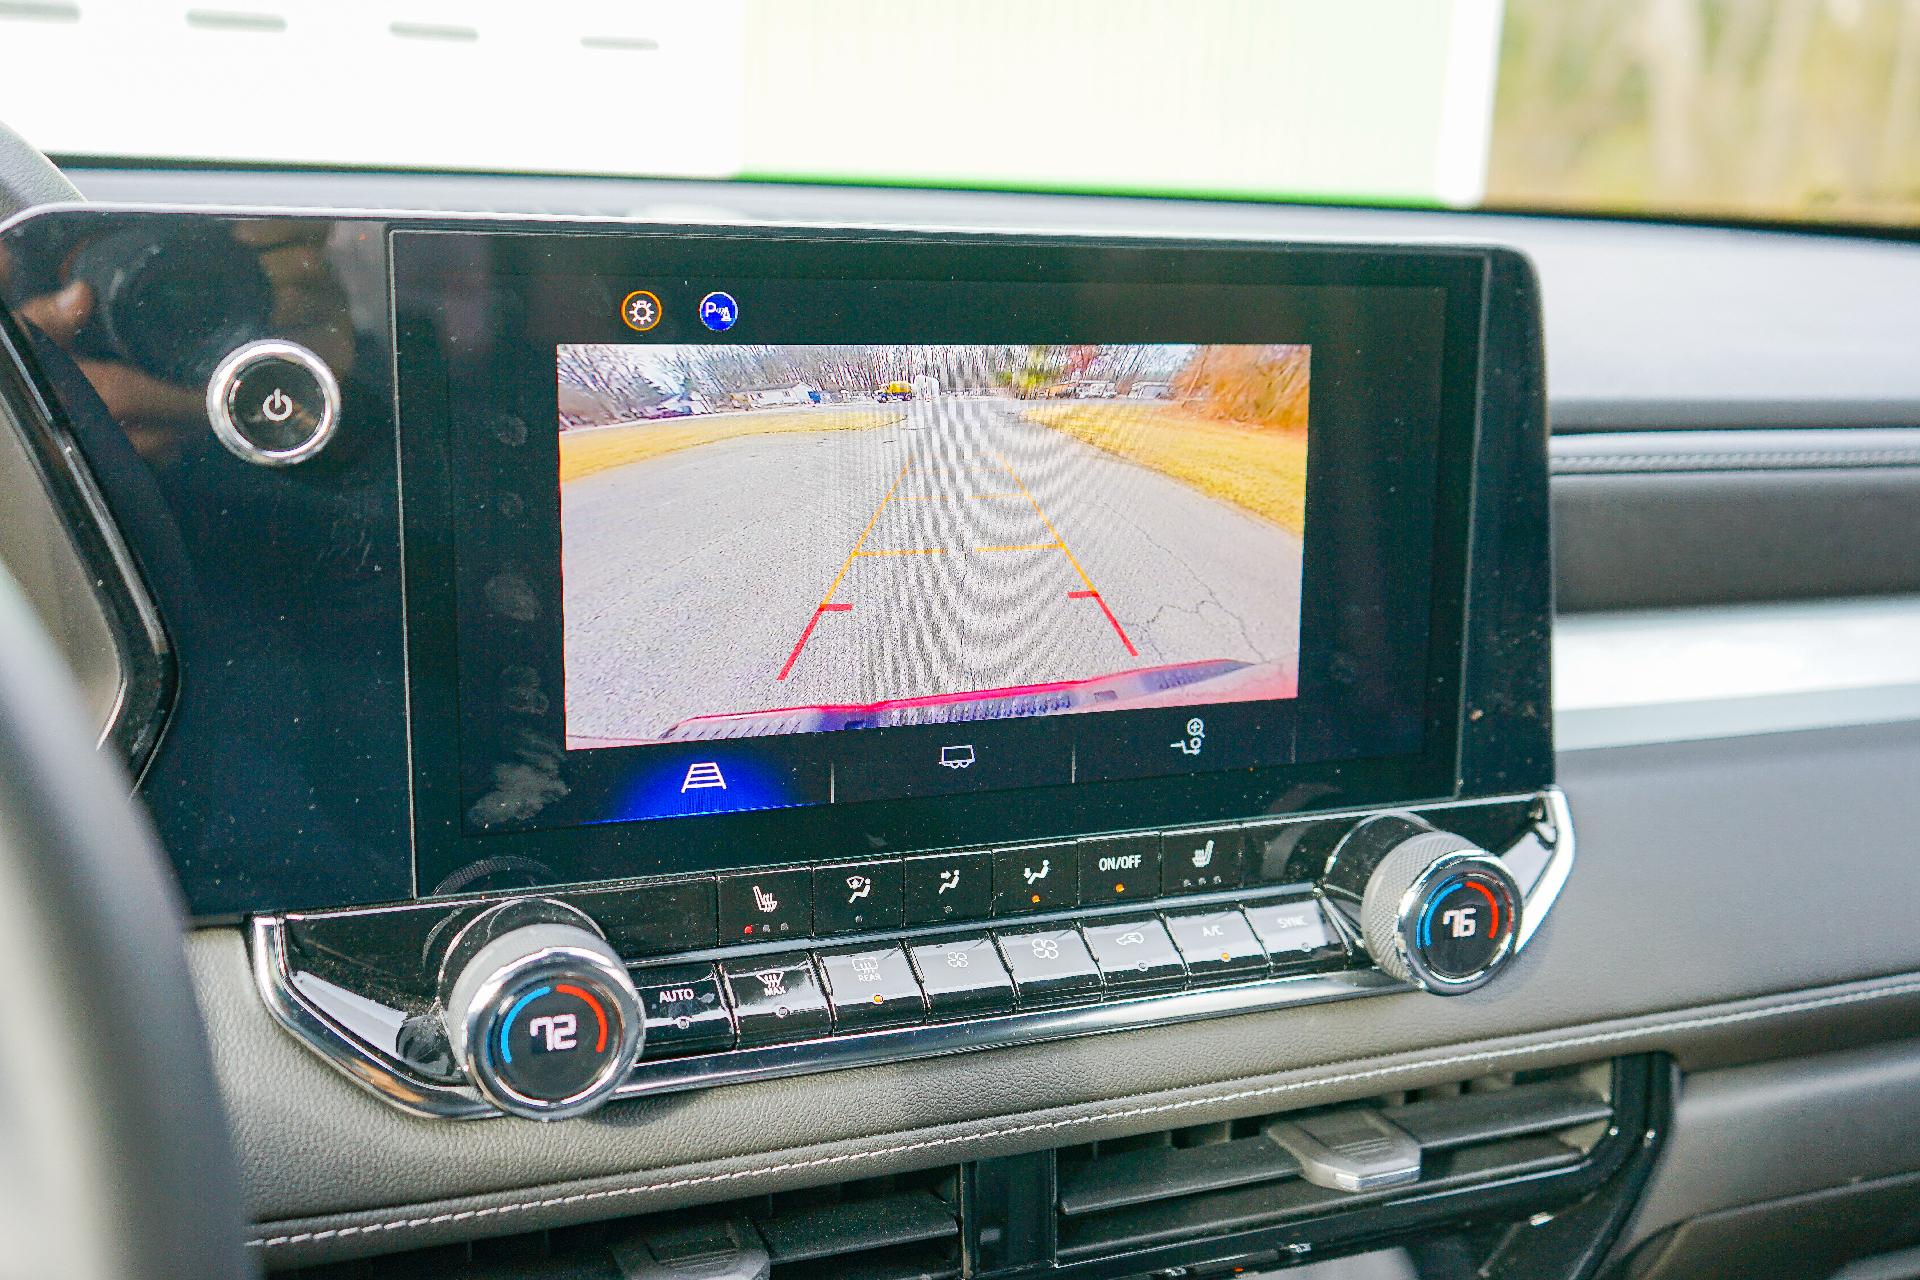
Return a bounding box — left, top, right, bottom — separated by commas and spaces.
204, 338, 341, 466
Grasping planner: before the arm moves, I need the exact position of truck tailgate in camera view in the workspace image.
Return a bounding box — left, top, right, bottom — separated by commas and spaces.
556, 343, 1310, 750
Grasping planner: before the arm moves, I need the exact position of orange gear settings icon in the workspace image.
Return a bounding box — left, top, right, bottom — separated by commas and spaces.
619, 289, 662, 332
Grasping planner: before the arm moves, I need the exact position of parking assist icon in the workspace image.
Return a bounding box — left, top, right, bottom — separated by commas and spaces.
699, 291, 739, 331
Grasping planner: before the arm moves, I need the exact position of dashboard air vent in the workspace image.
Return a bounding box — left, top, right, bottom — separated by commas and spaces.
1054, 1065, 1617, 1261
280, 1168, 961, 1279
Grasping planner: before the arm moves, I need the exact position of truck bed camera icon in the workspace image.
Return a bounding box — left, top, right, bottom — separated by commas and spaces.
938, 744, 976, 770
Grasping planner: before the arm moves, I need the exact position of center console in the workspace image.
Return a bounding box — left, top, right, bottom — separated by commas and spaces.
0, 211, 1562, 1126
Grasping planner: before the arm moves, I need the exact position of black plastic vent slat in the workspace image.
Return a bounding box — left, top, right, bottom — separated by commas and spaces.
1382, 1082, 1611, 1152
1057, 1135, 1583, 1260
1058, 1135, 1304, 1217
776, 1255, 958, 1280
756, 1191, 957, 1265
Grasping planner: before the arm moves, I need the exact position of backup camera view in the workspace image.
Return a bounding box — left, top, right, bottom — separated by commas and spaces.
556, 343, 1309, 749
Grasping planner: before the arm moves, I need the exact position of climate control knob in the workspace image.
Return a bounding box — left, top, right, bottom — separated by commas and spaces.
439, 902, 642, 1120
1320, 816, 1522, 994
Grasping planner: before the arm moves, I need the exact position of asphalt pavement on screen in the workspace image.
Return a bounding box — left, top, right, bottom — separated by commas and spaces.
559, 396, 1303, 744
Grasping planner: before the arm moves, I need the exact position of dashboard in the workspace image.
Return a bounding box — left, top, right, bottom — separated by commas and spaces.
0, 171, 1917, 1280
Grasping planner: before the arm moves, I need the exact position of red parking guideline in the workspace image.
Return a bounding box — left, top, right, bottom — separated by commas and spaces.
777, 603, 852, 682
1068, 589, 1138, 657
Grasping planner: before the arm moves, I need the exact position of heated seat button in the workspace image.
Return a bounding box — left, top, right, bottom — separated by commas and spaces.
818, 946, 925, 1032
996, 927, 1102, 1007
1163, 909, 1270, 982
1244, 899, 1348, 972
1081, 918, 1187, 993
717, 868, 812, 944
908, 937, 1016, 1020
1077, 833, 1160, 904
993, 841, 1079, 914
1161, 826, 1247, 894
633, 963, 735, 1057
718, 953, 832, 1046
904, 850, 993, 925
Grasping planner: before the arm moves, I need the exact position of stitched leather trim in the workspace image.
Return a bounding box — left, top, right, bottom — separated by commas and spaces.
1549, 428, 1920, 475
249, 970, 1920, 1251
1553, 448, 1920, 474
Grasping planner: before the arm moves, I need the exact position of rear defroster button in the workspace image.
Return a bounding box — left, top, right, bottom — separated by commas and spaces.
206, 338, 341, 466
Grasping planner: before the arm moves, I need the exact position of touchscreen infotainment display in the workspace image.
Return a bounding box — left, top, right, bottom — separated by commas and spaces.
555, 343, 1308, 751
393, 228, 1483, 891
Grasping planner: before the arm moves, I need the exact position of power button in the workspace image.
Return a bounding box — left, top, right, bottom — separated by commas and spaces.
205, 339, 340, 466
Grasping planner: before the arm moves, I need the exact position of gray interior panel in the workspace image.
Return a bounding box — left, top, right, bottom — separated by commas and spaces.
0, 398, 121, 731
1616, 1040, 1920, 1263
189, 719, 1920, 1260
1554, 466, 1920, 611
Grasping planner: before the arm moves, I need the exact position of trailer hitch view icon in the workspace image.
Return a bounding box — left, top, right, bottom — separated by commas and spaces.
938, 744, 976, 770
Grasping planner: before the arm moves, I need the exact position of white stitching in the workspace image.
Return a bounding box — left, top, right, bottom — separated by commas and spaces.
1552, 449, 1920, 473
249, 975, 1920, 1249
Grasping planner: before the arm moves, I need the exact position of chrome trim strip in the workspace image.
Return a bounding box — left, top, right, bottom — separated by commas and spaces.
204, 338, 342, 467
250, 788, 1573, 1119
249, 916, 492, 1121
1508, 787, 1574, 952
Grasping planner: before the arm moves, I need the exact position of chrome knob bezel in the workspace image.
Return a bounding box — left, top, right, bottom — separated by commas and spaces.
445, 922, 642, 1121
204, 338, 341, 467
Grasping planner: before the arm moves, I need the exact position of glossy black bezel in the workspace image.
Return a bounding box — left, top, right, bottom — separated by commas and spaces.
393, 226, 1520, 896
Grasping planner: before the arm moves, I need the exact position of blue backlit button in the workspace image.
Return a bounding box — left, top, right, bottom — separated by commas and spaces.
817, 946, 926, 1032
1081, 917, 1187, 994
698, 291, 739, 331
1160, 826, 1247, 894
634, 963, 735, 1058
1162, 909, 1270, 982
719, 953, 832, 1047
908, 936, 1015, 1020
717, 868, 812, 944
995, 927, 1102, 1008
603, 747, 829, 825
1243, 899, 1348, 973
992, 840, 1079, 914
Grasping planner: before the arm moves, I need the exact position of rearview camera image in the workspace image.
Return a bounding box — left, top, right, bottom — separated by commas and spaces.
556, 343, 1309, 749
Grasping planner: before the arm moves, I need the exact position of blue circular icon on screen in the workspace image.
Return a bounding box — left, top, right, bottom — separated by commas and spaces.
698, 291, 739, 332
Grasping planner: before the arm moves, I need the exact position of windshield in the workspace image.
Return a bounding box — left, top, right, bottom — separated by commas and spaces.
1, 0, 1914, 226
